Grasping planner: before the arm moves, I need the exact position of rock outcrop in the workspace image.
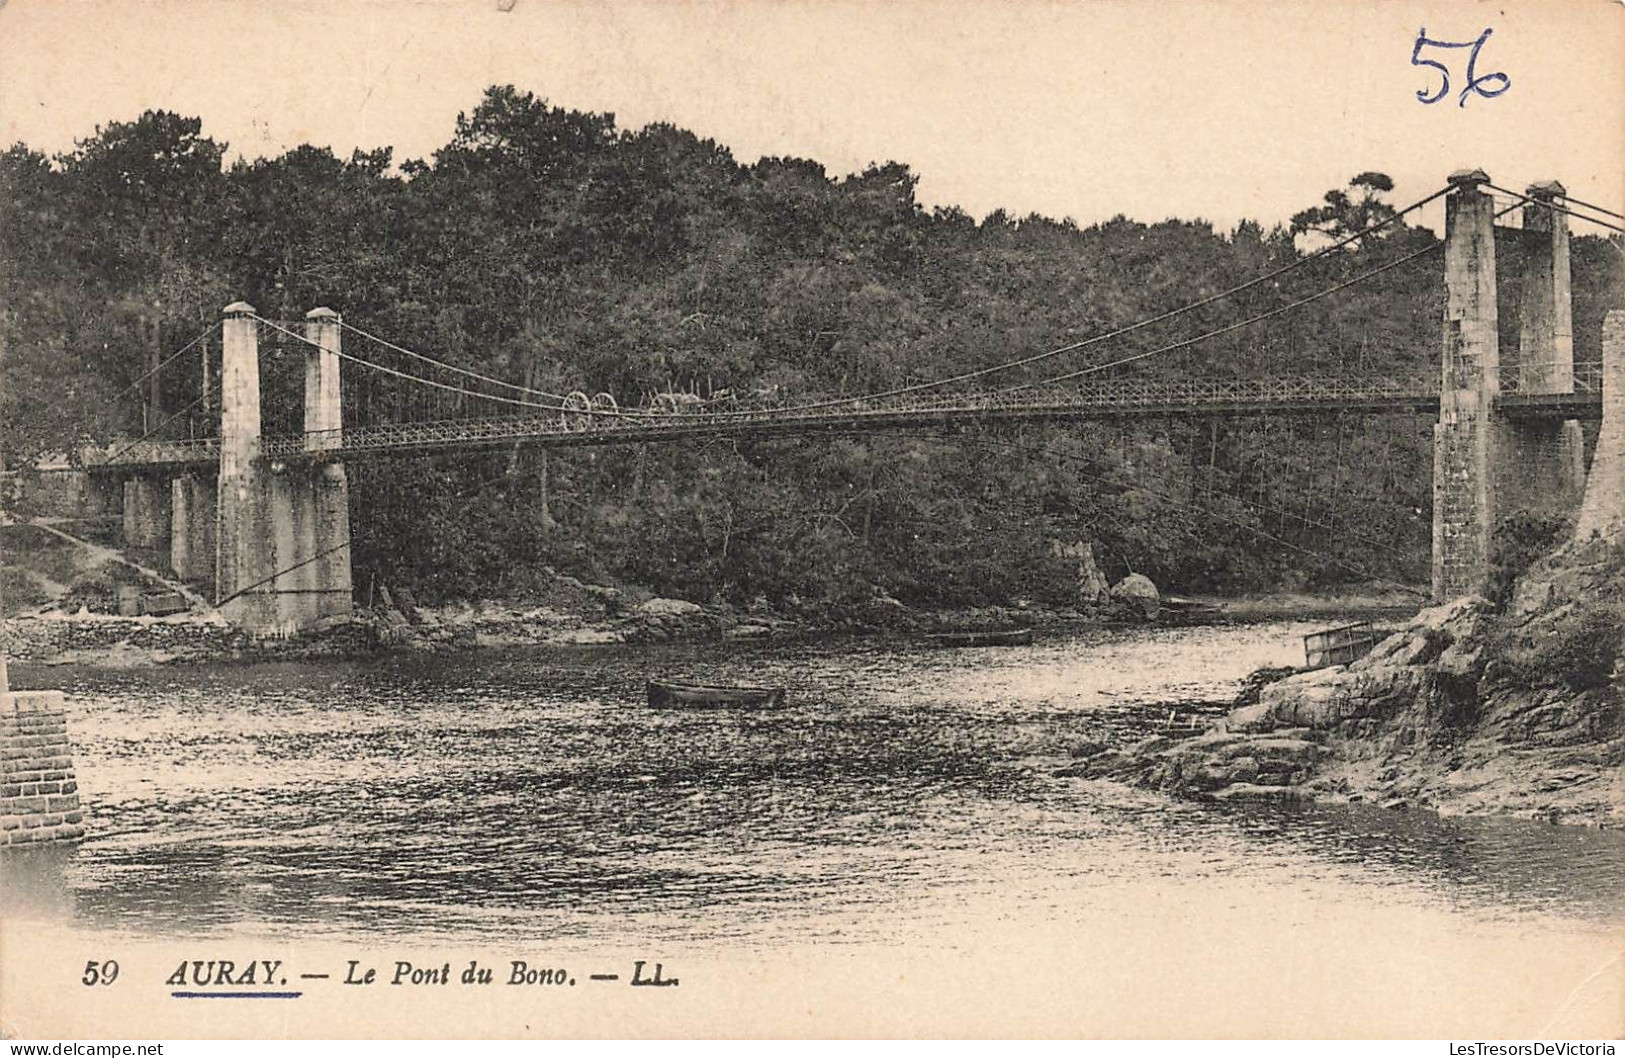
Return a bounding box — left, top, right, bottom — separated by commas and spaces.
637, 597, 703, 617
1110, 572, 1160, 619
1052, 540, 1112, 605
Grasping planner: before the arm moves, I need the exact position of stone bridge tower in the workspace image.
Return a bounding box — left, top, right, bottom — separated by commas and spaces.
214, 303, 353, 633
1432, 171, 1593, 601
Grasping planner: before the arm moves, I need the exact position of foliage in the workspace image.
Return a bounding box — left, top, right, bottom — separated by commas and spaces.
1486, 512, 1572, 610
1508, 599, 1624, 692
1290, 172, 1399, 246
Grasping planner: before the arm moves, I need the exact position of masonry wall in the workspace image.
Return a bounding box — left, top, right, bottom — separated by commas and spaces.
121, 475, 171, 553
1, 690, 84, 846
1494, 418, 1587, 520
20, 468, 119, 524
1575, 310, 1625, 539
170, 472, 217, 584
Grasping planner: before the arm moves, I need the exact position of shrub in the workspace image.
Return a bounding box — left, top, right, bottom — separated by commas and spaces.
0, 567, 51, 616
1487, 512, 1571, 609
1510, 600, 1624, 692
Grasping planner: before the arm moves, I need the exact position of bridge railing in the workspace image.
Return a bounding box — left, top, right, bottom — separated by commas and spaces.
82, 437, 222, 467
254, 375, 1449, 457
83, 371, 1608, 468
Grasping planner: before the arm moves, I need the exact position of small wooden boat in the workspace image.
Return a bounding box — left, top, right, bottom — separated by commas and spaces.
1160, 596, 1225, 618
1302, 620, 1380, 669
927, 627, 1035, 648
646, 678, 786, 709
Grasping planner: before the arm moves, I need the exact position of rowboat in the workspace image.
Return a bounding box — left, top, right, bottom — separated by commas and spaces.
926, 627, 1035, 648
646, 678, 787, 709
1302, 620, 1380, 669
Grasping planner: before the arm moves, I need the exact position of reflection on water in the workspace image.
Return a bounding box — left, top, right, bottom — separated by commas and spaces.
4, 620, 1622, 947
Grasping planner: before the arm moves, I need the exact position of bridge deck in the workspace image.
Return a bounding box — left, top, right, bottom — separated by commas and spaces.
81, 376, 1602, 470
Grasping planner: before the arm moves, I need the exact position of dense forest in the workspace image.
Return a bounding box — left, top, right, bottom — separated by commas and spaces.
2, 86, 1620, 610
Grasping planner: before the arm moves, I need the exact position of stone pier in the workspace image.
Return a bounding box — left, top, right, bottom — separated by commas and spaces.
170, 472, 216, 583
215, 301, 264, 622
302, 308, 353, 621
1575, 311, 1625, 540
0, 691, 83, 847
214, 303, 353, 633
1431, 172, 1597, 601
1516, 182, 1575, 394
1432, 170, 1501, 602
1497, 181, 1587, 518
121, 475, 170, 553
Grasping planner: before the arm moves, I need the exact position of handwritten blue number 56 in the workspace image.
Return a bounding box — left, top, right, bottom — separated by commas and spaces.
1412, 27, 1511, 107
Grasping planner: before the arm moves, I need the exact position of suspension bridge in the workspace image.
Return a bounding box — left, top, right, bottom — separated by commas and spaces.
51, 171, 1625, 633
75, 372, 1605, 468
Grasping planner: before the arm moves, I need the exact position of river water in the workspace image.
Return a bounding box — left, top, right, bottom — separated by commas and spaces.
5, 619, 1623, 1035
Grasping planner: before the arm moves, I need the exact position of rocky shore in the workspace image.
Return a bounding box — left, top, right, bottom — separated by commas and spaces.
1061, 536, 1625, 826
0, 582, 1126, 666
4, 511, 1426, 666
0, 569, 1421, 668
3, 523, 1242, 665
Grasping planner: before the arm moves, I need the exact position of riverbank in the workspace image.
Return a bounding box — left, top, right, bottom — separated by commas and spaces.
1062, 536, 1625, 826
0, 594, 1093, 666
1, 515, 1425, 665
0, 579, 1424, 668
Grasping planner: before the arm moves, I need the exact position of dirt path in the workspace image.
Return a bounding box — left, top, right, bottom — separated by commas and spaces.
26, 518, 212, 610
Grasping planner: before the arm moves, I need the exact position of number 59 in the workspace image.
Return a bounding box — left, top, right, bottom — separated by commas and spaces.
82, 959, 120, 986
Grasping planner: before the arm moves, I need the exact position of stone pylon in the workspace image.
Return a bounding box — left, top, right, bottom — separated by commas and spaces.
1432, 170, 1500, 602
214, 302, 353, 632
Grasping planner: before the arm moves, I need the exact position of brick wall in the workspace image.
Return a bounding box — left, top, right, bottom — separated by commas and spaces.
1, 690, 84, 846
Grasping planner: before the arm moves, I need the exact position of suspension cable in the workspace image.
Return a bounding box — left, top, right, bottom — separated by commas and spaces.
1558, 192, 1624, 222
690, 184, 1454, 419
1534, 189, 1625, 222
997, 243, 1443, 392
1002, 198, 1527, 394
99, 392, 211, 464
250, 184, 1465, 426
250, 316, 639, 418
255, 186, 1451, 425
114, 321, 218, 401
339, 320, 569, 402
1485, 183, 1625, 236
51, 321, 218, 456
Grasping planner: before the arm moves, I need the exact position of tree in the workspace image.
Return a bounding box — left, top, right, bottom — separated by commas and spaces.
1290, 171, 1399, 247
57, 111, 233, 432
13, 91, 1578, 599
